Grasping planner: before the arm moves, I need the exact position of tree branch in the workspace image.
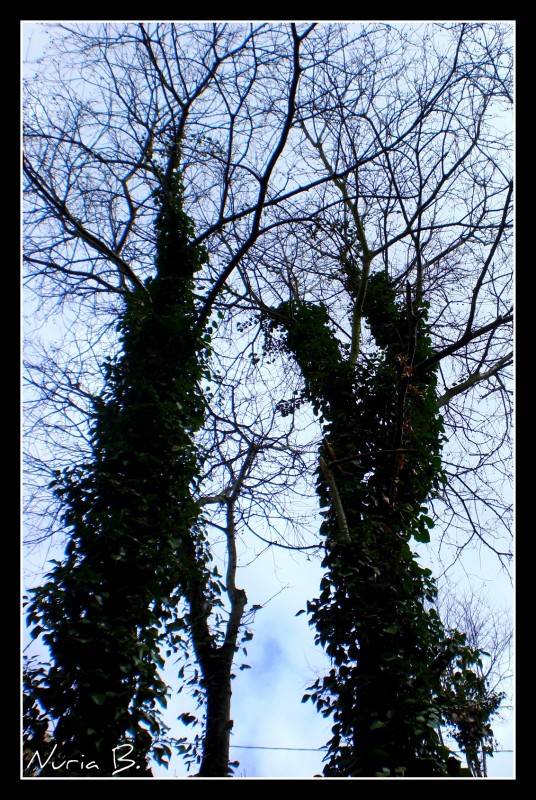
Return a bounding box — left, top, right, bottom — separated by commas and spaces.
437, 352, 513, 408
319, 456, 350, 542
194, 24, 311, 331
464, 181, 513, 338
23, 156, 148, 294
416, 313, 512, 372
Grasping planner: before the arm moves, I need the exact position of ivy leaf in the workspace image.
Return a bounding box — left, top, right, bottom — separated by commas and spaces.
370, 720, 386, 730
30, 625, 43, 640
412, 529, 431, 543
178, 712, 197, 726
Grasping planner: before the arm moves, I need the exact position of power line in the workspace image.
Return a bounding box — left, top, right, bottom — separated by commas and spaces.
231, 745, 326, 752
230, 744, 513, 754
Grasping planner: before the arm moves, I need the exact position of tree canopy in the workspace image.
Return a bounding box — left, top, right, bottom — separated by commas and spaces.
23, 21, 513, 778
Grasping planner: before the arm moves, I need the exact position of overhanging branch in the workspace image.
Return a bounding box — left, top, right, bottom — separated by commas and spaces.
437, 352, 513, 407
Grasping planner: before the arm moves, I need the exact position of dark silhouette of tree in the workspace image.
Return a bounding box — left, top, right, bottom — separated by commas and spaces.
23, 22, 512, 777
435, 588, 513, 777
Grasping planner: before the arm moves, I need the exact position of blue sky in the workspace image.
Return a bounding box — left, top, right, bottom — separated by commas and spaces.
22, 20, 514, 780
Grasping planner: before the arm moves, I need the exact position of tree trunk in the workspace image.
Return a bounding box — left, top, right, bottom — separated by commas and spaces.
197, 656, 234, 777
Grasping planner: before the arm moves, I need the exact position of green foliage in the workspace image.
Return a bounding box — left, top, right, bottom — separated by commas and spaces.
24, 164, 215, 776
23, 658, 54, 776
267, 271, 499, 776
440, 650, 505, 777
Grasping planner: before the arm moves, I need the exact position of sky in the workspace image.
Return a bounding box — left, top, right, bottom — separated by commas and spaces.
21, 20, 514, 780
152, 537, 514, 778
23, 533, 513, 779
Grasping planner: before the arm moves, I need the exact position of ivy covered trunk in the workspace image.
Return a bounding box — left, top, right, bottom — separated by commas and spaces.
266, 273, 474, 776
25, 156, 221, 776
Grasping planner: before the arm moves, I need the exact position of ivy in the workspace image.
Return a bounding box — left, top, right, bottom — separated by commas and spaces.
267, 273, 497, 776
24, 161, 215, 776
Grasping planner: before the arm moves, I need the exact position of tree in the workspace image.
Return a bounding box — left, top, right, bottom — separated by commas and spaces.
435, 588, 513, 777
23, 22, 513, 778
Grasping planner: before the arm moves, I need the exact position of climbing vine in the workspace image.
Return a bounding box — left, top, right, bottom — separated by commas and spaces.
24, 158, 218, 776
265, 271, 499, 776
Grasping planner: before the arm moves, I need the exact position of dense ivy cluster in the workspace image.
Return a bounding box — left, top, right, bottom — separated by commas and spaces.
267, 276, 494, 776
25, 165, 214, 776
23, 164, 504, 778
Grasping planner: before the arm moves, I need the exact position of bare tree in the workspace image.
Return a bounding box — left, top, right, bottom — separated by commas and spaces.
23, 21, 512, 777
